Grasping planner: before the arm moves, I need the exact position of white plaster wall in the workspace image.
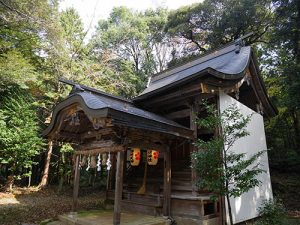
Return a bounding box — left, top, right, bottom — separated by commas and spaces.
219, 92, 273, 224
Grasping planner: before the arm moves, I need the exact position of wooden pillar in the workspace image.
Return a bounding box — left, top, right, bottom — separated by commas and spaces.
163, 148, 171, 216
190, 103, 198, 195
217, 96, 226, 225
113, 150, 125, 225
107, 153, 116, 191
72, 154, 80, 212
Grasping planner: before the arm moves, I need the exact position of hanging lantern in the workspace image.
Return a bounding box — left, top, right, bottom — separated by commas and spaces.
147, 150, 159, 165
130, 148, 141, 166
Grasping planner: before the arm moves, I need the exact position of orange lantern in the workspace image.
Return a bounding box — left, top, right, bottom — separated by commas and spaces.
147, 150, 159, 165
130, 148, 141, 166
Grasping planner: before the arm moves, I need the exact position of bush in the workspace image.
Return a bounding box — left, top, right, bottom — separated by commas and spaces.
255, 199, 286, 225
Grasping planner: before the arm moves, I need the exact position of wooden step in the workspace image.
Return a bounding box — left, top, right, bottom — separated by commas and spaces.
172, 179, 192, 185
172, 170, 190, 174
171, 176, 191, 181
123, 191, 163, 207
122, 199, 162, 208
121, 200, 163, 216
172, 185, 193, 191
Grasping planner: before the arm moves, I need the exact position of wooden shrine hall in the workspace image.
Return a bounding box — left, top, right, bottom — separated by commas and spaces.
43, 40, 276, 225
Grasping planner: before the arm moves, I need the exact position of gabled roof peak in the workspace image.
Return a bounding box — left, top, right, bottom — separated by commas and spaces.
59, 78, 132, 104
134, 44, 251, 101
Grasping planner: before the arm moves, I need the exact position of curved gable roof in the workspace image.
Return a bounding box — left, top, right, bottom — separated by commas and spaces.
43, 90, 193, 139
135, 43, 251, 101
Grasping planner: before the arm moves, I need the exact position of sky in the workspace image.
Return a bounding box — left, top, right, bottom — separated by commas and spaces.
59, 0, 202, 39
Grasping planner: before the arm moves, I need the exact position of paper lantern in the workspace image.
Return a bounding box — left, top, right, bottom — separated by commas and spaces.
147, 150, 159, 165
130, 148, 141, 166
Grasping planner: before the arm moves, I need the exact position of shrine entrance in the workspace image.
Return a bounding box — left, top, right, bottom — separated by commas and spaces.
43, 85, 193, 225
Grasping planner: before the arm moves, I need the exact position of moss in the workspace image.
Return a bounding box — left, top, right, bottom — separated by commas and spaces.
77, 209, 112, 217
39, 218, 55, 225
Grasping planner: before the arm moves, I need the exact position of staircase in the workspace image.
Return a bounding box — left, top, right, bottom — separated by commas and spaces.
171, 160, 193, 197
115, 159, 165, 215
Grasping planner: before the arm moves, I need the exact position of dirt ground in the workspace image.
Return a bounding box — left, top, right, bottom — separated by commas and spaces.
0, 186, 106, 225
0, 175, 300, 225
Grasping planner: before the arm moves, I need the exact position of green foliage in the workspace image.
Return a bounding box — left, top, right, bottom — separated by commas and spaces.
60, 143, 74, 153
165, 0, 273, 57
0, 0, 298, 196
255, 199, 287, 225
91, 6, 171, 92
262, 0, 300, 166
192, 102, 265, 224
0, 88, 44, 180
0, 50, 37, 90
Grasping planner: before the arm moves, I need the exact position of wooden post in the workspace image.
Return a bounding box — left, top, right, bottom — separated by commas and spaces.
72, 154, 80, 212
109, 153, 117, 190
163, 148, 171, 216
190, 103, 198, 196
113, 150, 124, 225
217, 97, 226, 225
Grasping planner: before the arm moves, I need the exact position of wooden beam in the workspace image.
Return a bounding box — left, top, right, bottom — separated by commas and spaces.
128, 140, 168, 152
55, 131, 81, 140
128, 129, 168, 143
145, 93, 215, 113
75, 145, 124, 155
72, 155, 80, 212
164, 108, 190, 120
113, 150, 125, 225
80, 128, 114, 140
78, 140, 115, 150
145, 82, 201, 106
163, 147, 171, 216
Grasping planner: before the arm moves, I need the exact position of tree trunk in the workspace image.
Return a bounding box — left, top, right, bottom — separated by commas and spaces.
4, 163, 16, 192
58, 152, 65, 193
226, 194, 233, 225
4, 175, 14, 192
292, 111, 300, 151
28, 174, 31, 187
39, 139, 53, 188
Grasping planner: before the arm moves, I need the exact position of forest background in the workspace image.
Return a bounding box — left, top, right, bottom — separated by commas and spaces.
0, 0, 299, 216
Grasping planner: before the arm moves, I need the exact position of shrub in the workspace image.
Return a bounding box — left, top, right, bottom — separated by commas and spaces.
255, 199, 286, 225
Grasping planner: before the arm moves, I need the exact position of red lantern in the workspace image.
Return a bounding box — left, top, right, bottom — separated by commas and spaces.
130, 148, 141, 166
147, 150, 159, 165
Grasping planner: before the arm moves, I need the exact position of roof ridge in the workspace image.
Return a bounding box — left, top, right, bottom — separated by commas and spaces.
152, 44, 239, 84
150, 33, 253, 81
151, 41, 240, 82
59, 78, 133, 103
